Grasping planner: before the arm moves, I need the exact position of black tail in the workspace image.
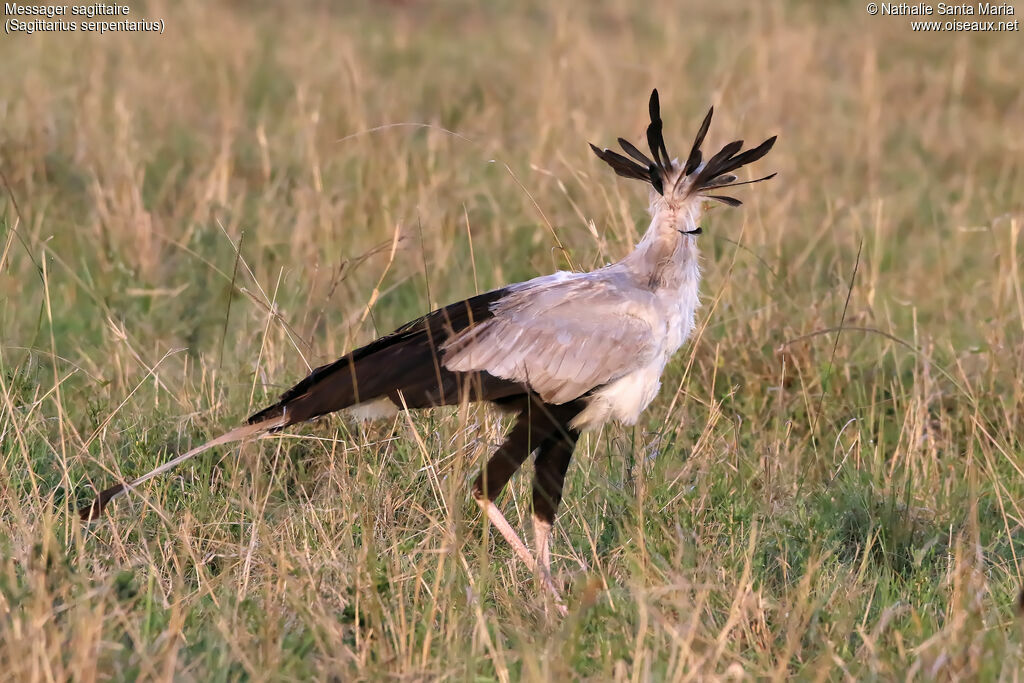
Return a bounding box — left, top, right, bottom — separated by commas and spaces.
80, 289, 534, 524
248, 288, 525, 428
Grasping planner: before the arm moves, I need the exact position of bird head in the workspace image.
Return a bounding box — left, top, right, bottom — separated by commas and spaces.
590, 90, 777, 236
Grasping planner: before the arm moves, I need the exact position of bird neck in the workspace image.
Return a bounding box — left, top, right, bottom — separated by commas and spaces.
621, 205, 702, 293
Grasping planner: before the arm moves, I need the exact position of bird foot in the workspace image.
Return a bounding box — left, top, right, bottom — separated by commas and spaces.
539, 567, 568, 616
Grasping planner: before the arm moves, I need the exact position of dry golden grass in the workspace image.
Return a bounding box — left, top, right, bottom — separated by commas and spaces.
2, 1, 1024, 679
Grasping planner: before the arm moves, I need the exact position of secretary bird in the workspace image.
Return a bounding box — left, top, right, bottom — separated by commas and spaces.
79, 90, 776, 611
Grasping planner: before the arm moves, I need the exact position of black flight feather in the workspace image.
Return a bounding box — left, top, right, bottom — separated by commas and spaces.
247, 287, 522, 428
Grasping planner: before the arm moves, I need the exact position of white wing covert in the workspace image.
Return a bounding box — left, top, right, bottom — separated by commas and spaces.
442, 276, 659, 404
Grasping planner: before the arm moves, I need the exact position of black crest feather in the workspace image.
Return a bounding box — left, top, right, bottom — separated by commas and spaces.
588, 143, 649, 182
590, 88, 674, 195
706, 195, 743, 207
700, 140, 744, 179
720, 172, 778, 188
617, 137, 654, 168
590, 90, 776, 205
694, 136, 777, 192
701, 173, 737, 189
646, 89, 671, 174
684, 107, 713, 176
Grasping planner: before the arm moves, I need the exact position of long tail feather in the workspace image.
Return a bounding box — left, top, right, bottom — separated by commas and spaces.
78, 416, 284, 522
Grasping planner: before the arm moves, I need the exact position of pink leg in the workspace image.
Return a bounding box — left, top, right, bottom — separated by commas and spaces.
476, 497, 537, 572
475, 498, 566, 614
533, 516, 552, 573
533, 516, 567, 616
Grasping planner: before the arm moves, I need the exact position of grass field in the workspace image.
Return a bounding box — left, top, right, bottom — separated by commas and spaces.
2, 1, 1024, 679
